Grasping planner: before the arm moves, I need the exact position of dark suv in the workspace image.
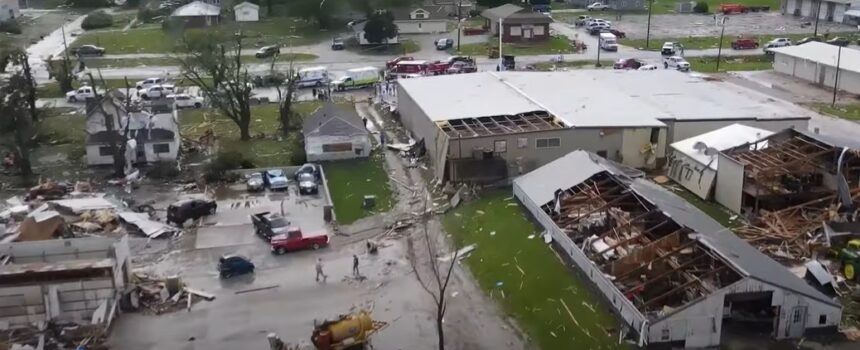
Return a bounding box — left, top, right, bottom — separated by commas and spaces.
218, 255, 254, 278
167, 198, 217, 227
72, 45, 106, 56
255, 45, 280, 59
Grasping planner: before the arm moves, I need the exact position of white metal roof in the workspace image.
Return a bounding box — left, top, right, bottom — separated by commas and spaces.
233, 1, 259, 10
670, 123, 774, 170
172, 1, 221, 17
397, 71, 812, 128
770, 42, 860, 74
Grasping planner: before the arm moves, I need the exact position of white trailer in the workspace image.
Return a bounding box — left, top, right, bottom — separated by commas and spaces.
297, 66, 330, 88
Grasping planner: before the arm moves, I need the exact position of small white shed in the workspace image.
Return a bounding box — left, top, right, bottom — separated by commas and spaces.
233, 1, 259, 22
303, 103, 371, 162
667, 124, 773, 200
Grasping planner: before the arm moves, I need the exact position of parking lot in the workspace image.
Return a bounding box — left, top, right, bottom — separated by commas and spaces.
613, 12, 858, 39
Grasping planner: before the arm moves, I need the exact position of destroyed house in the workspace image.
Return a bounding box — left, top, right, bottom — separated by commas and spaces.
513, 151, 841, 348
0, 237, 130, 326
85, 98, 180, 166
396, 71, 809, 183
715, 128, 860, 262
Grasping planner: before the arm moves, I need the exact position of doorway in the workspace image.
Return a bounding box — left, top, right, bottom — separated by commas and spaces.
722, 291, 777, 338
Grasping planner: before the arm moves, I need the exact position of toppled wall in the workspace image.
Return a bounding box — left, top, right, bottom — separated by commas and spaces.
0, 277, 115, 326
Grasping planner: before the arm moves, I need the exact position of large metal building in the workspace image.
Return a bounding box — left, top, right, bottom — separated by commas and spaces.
513, 150, 841, 348
771, 43, 860, 95
395, 71, 810, 182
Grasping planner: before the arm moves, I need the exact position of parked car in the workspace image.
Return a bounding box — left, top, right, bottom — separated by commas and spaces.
269, 227, 330, 255
255, 45, 280, 59
664, 55, 690, 72
614, 58, 645, 70
731, 37, 759, 50
246, 172, 264, 192
265, 169, 289, 190
252, 73, 286, 87
585, 18, 610, 26
609, 28, 626, 39
295, 163, 321, 181
218, 255, 254, 278
136, 77, 164, 90
588, 23, 610, 35
719, 4, 748, 14
139, 84, 175, 100
65, 86, 96, 102
435, 38, 454, 50
661, 42, 677, 56
587, 2, 611, 11
574, 15, 592, 26
297, 173, 319, 195
167, 198, 217, 227
764, 37, 792, 49
71, 45, 105, 56
331, 38, 345, 50
251, 211, 291, 241
168, 93, 204, 109
638, 64, 658, 70
796, 36, 822, 45
827, 37, 850, 47
447, 61, 477, 74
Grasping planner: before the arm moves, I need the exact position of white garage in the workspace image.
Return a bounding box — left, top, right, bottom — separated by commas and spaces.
392, 6, 448, 34
771, 42, 860, 95
233, 1, 259, 22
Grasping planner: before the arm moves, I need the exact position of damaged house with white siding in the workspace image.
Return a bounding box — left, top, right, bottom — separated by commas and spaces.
85, 98, 180, 166
513, 150, 841, 348
0, 237, 131, 327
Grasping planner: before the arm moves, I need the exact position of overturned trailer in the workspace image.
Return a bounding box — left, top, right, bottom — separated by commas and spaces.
513, 150, 841, 348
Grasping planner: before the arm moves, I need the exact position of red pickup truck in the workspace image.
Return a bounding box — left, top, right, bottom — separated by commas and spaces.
270, 227, 329, 254
386, 56, 414, 69
719, 4, 748, 14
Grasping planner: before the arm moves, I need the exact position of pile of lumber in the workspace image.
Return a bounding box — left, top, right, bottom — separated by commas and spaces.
736, 206, 831, 261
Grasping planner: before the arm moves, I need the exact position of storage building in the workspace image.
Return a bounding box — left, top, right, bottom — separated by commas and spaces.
395, 70, 810, 182
303, 102, 371, 162
781, 0, 853, 24
667, 124, 774, 200
392, 6, 448, 34
770, 42, 860, 96
513, 150, 841, 348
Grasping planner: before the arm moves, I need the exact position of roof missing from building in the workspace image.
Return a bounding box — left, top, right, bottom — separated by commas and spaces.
670, 123, 774, 170
437, 110, 565, 139
514, 150, 840, 319
397, 71, 811, 130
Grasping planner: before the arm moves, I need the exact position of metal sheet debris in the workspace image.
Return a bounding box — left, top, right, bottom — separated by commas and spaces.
118, 212, 178, 238
51, 196, 116, 213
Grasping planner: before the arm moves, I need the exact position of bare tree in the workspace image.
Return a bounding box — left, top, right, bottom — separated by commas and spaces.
86, 73, 135, 177
0, 66, 35, 178
410, 200, 459, 350
12, 52, 39, 123
178, 34, 254, 140
270, 55, 300, 136
45, 53, 75, 93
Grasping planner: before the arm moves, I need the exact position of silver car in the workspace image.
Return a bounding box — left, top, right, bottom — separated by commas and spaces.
246, 172, 264, 192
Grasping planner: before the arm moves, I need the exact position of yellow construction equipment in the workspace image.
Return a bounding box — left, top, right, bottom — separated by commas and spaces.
311, 310, 388, 350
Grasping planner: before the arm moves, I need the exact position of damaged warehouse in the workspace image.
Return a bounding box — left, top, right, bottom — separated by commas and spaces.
714, 129, 860, 261
395, 70, 810, 183
513, 151, 841, 348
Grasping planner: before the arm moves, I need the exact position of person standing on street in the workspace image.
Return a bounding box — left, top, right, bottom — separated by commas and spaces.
352, 255, 360, 277
315, 258, 327, 282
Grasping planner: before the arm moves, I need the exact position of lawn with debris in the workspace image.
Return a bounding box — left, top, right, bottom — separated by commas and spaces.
322, 153, 393, 225
443, 191, 626, 349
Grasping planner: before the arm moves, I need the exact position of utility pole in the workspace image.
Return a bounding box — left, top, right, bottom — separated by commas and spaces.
645, 0, 653, 48
456, 0, 462, 52
596, 41, 602, 67
498, 17, 503, 71
716, 17, 728, 72
813, 0, 822, 37
832, 45, 842, 106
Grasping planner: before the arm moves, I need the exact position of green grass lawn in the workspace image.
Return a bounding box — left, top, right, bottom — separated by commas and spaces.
623, 32, 860, 50
451, 35, 573, 56
344, 38, 420, 56
323, 153, 393, 225
77, 52, 318, 69
179, 102, 323, 167
75, 28, 175, 54
533, 60, 614, 71
688, 55, 773, 73
443, 191, 625, 350
807, 103, 860, 121
662, 183, 741, 230
17, 108, 87, 179
74, 17, 335, 54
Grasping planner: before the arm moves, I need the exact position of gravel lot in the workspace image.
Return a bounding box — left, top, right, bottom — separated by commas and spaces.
610, 12, 858, 39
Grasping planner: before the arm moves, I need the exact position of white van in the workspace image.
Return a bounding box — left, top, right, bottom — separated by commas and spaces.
331, 67, 381, 91
599, 33, 618, 51
297, 66, 329, 88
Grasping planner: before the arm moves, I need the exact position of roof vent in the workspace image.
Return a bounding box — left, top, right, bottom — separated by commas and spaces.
693, 141, 708, 152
